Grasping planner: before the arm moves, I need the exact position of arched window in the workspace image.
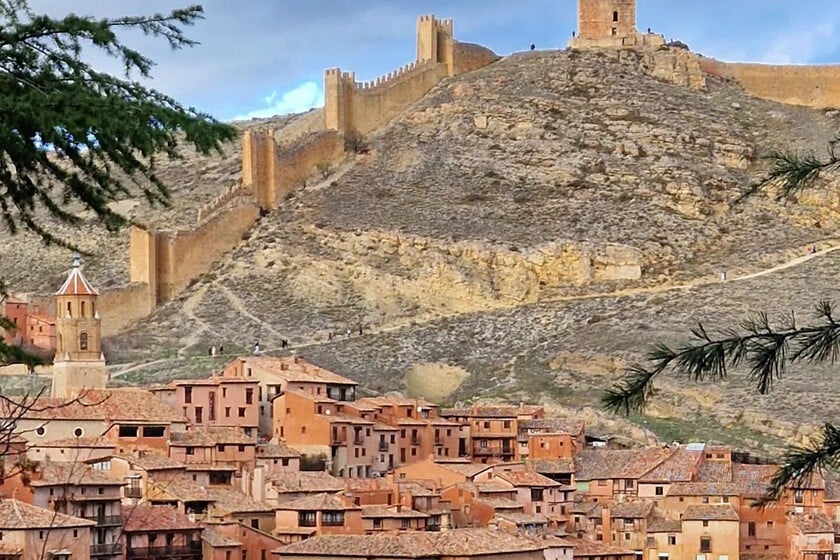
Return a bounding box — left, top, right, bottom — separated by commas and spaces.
66, 301, 72, 318
81, 301, 86, 317
613, 10, 619, 22
59, 333, 63, 353
91, 301, 96, 318
80, 332, 88, 351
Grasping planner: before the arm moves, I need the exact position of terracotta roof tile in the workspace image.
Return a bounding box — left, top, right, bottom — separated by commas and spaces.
433, 461, 491, 479
149, 474, 212, 502
22, 389, 185, 423
31, 462, 124, 487
495, 512, 548, 525
268, 471, 345, 494
731, 464, 776, 499
112, 453, 186, 471
647, 518, 682, 533
169, 427, 253, 446
682, 504, 739, 522
496, 469, 561, 487
123, 504, 202, 532
35, 436, 115, 449
201, 526, 241, 547
519, 418, 585, 436
0, 499, 94, 529
668, 482, 739, 496
275, 493, 357, 511
55, 258, 98, 296
791, 513, 834, 534
228, 356, 357, 385
256, 442, 300, 459
532, 458, 575, 474
475, 498, 523, 511
361, 506, 429, 519
640, 447, 703, 483
440, 405, 543, 419
574, 448, 672, 481
563, 536, 635, 557
609, 501, 653, 519
208, 487, 273, 514
275, 529, 546, 557
695, 461, 732, 483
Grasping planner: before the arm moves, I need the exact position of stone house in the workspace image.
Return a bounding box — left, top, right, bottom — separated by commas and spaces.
0, 498, 94, 560
168, 426, 256, 479
440, 405, 544, 464
360, 505, 429, 534
221, 356, 357, 437
496, 468, 574, 531
26, 436, 116, 465
680, 504, 740, 560
264, 471, 346, 507
394, 459, 493, 489
153, 376, 260, 438
201, 520, 284, 560
108, 452, 187, 502
787, 513, 835, 560
274, 493, 363, 542
517, 418, 585, 462
572, 448, 673, 500
122, 504, 203, 560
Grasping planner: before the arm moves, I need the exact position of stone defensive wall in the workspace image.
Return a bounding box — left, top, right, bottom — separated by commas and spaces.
700, 57, 840, 109
128, 194, 259, 306
84, 14, 500, 335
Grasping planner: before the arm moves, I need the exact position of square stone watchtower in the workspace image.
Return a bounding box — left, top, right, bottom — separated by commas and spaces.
570, 0, 663, 49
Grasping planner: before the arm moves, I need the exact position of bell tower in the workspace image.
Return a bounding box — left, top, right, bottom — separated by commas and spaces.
51, 254, 108, 398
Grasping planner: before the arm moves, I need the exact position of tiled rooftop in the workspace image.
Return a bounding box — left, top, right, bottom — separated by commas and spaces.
496, 469, 561, 487
229, 356, 357, 385
22, 389, 185, 423
574, 448, 673, 481
275, 493, 357, 511
208, 487, 273, 514
169, 427, 254, 446
667, 482, 739, 496
113, 452, 186, 471
731, 463, 776, 499
31, 462, 125, 487
34, 436, 115, 449
149, 474, 212, 502
647, 518, 682, 533
682, 504, 739, 522
361, 505, 429, 519
476, 498, 524, 511
519, 418, 585, 435
640, 447, 703, 483
825, 474, 840, 501
275, 528, 546, 557
0, 499, 94, 529
563, 536, 635, 557
790, 512, 835, 534
123, 504, 202, 532
268, 471, 346, 494
609, 501, 653, 519
531, 458, 575, 474
256, 442, 300, 458
201, 526, 241, 547
434, 461, 491, 479
695, 461, 732, 483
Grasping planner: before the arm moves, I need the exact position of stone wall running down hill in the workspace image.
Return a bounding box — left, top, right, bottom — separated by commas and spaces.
700, 57, 840, 109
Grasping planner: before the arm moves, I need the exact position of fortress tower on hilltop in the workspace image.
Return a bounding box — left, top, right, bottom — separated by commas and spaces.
51, 254, 109, 398
570, 0, 664, 49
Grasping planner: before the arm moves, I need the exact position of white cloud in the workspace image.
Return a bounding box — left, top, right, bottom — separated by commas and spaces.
230, 81, 324, 121
759, 21, 838, 64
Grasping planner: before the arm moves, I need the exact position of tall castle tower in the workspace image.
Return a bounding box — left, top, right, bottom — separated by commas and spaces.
570, 0, 662, 49
51, 254, 108, 398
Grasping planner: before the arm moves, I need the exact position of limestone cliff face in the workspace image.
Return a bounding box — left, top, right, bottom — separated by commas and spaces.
639, 47, 706, 90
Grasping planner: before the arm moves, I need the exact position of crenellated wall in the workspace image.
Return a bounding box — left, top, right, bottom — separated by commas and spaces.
324, 14, 498, 137
700, 57, 840, 109
196, 183, 249, 224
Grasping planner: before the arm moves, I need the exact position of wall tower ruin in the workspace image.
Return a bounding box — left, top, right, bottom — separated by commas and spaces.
570, 0, 663, 49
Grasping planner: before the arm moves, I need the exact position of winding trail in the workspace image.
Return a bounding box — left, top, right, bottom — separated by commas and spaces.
108, 240, 840, 378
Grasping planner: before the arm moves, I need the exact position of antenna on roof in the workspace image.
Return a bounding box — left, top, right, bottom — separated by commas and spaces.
71, 253, 81, 268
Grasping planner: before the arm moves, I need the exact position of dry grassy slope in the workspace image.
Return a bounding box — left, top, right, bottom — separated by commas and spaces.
0, 110, 322, 294
9, 47, 840, 452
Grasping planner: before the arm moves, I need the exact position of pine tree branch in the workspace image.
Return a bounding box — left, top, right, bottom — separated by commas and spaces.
603, 302, 840, 414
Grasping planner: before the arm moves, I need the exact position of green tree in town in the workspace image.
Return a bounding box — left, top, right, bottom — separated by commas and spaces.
0, 0, 236, 364
605, 138, 840, 504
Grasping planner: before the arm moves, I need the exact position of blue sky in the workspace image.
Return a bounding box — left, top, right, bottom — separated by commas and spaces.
31, 1, 840, 121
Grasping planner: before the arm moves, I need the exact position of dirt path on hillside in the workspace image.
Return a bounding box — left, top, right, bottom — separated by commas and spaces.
108, 240, 840, 378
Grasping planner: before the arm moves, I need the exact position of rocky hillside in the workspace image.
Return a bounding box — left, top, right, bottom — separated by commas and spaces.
7, 47, 840, 454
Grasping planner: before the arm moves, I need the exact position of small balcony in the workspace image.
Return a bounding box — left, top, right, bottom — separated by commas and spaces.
125, 487, 143, 499
126, 544, 201, 560
353, 437, 365, 446
91, 543, 122, 557
378, 442, 389, 452
434, 438, 443, 446
410, 437, 420, 446
84, 515, 122, 527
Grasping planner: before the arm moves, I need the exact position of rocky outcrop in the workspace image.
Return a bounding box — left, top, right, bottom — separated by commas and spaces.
640, 47, 706, 90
